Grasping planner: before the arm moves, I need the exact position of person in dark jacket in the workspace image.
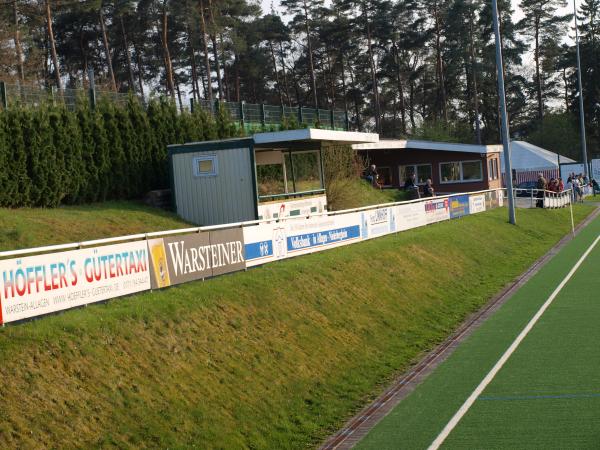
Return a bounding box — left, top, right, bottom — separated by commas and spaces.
404, 173, 420, 199
423, 178, 435, 197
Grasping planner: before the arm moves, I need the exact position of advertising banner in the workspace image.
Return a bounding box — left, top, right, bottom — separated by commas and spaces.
0, 241, 151, 324
592, 159, 600, 182
424, 198, 450, 224
360, 207, 396, 239
395, 202, 427, 231
469, 194, 486, 214
257, 195, 327, 221
560, 163, 585, 181
148, 228, 245, 289
285, 214, 361, 257
449, 195, 470, 218
244, 213, 362, 266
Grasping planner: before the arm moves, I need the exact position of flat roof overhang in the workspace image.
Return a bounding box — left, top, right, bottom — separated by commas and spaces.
253, 128, 379, 150
353, 139, 502, 155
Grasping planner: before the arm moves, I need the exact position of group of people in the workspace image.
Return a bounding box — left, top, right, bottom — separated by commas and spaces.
365, 165, 434, 199
536, 172, 593, 207
404, 173, 435, 199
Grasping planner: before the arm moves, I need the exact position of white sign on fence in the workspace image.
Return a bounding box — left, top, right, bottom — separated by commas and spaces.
0, 241, 151, 323
469, 194, 486, 214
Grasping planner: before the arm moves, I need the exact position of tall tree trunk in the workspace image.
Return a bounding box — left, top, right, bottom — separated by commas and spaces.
161, 2, 175, 98
392, 42, 407, 135
119, 16, 136, 92
468, 15, 481, 144
175, 76, 183, 110
303, 2, 318, 108
234, 53, 240, 102
279, 41, 292, 106
534, 15, 543, 120
133, 41, 145, 101
433, 3, 448, 123
220, 33, 229, 101
207, 0, 223, 100
13, 1, 24, 82
269, 40, 284, 106
409, 80, 416, 131
562, 67, 569, 112
79, 27, 88, 87
45, 0, 62, 89
198, 0, 213, 105
326, 48, 336, 108
100, 7, 117, 91
365, 10, 381, 133
348, 62, 361, 130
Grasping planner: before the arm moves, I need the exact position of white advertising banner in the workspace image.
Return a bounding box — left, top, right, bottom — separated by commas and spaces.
360, 207, 396, 239
424, 198, 450, 224
560, 163, 585, 181
244, 212, 362, 266
0, 241, 151, 323
469, 194, 486, 214
395, 202, 427, 231
592, 159, 600, 181
257, 195, 327, 220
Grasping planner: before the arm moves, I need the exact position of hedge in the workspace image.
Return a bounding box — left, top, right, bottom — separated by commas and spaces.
0, 97, 239, 208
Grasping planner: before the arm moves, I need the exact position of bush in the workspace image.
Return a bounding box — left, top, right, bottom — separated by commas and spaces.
0, 97, 241, 208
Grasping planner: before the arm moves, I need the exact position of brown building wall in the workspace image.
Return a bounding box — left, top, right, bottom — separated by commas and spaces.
360, 149, 502, 194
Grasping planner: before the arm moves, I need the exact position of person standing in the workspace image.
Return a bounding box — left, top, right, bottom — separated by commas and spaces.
423, 178, 435, 197
536, 173, 547, 208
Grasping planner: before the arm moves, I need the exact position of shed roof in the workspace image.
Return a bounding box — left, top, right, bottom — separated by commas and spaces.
352, 139, 502, 154
499, 141, 576, 171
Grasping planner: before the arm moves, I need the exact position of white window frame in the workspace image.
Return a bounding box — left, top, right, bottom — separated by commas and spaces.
439, 160, 483, 184
193, 155, 218, 177
488, 158, 499, 180
398, 163, 432, 185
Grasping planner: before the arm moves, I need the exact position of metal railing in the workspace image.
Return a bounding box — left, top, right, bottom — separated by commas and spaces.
0, 80, 349, 131
512, 188, 572, 209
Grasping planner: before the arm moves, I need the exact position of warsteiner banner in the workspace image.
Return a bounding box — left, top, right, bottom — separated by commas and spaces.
148, 228, 245, 289
0, 241, 151, 324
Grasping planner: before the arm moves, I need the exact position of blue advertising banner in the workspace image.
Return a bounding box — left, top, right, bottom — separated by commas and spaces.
449, 194, 470, 218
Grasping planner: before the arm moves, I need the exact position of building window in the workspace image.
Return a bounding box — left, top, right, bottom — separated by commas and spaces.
488, 158, 499, 180
377, 167, 392, 186
399, 164, 432, 185
193, 155, 218, 177
440, 160, 483, 184
440, 162, 461, 182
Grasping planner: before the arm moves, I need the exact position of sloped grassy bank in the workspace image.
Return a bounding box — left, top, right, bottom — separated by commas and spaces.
0, 205, 593, 449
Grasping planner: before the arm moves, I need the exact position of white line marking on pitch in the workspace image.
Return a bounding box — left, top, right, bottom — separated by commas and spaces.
428, 234, 600, 450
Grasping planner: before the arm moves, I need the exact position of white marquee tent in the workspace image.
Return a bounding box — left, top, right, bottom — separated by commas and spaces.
499, 140, 576, 172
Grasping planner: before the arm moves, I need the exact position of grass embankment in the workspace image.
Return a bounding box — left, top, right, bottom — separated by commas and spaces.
327, 179, 408, 210
0, 201, 189, 250
0, 205, 594, 449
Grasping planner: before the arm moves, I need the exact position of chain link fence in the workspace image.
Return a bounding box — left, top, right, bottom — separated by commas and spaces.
0, 81, 349, 131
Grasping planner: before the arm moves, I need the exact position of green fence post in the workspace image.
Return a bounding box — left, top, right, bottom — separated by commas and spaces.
330, 109, 335, 130
88, 68, 96, 110
0, 82, 7, 109
190, 98, 195, 113
345, 109, 350, 131
240, 101, 245, 128
298, 105, 303, 125
214, 99, 220, 116
260, 103, 266, 126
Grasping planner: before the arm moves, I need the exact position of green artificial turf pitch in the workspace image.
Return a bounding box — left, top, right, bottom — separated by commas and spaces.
357, 213, 600, 449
